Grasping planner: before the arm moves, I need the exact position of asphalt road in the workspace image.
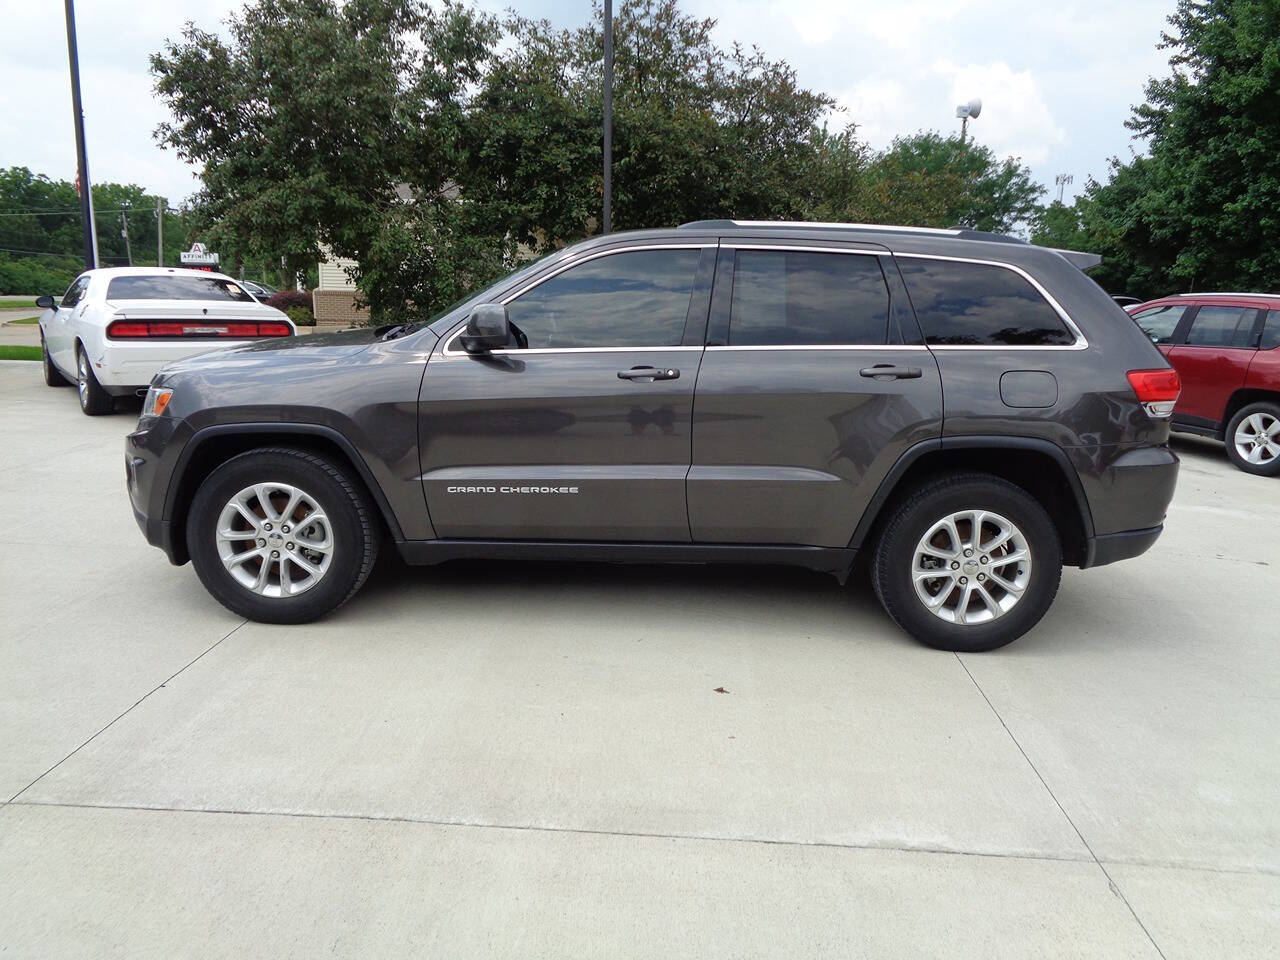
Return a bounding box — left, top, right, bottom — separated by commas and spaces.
0, 361, 1276, 958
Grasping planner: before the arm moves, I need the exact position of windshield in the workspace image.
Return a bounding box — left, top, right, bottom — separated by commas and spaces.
106, 275, 255, 302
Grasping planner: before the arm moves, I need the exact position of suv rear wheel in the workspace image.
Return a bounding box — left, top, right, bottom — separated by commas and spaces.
1225, 402, 1280, 477
186, 448, 380, 623
872, 473, 1063, 652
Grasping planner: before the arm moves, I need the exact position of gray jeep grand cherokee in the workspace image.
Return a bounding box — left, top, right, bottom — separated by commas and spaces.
127, 221, 1181, 651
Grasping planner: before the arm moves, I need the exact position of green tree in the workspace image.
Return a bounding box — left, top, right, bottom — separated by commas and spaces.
0, 166, 195, 293
853, 132, 1044, 233
153, 0, 503, 320
1086, 0, 1280, 295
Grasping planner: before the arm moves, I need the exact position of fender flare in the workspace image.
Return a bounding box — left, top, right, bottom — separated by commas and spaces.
164, 422, 406, 542
848, 435, 1096, 550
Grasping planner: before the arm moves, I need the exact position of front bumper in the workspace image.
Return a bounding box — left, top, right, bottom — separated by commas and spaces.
127, 413, 192, 565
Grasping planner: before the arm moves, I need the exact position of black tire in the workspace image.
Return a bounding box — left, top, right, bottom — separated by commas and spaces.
41, 332, 70, 387
1223, 402, 1280, 477
75, 343, 113, 415
186, 447, 380, 624
872, 473, 1062, 652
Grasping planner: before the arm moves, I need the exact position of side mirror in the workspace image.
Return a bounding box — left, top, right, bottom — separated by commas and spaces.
460, 303, 519, 354
35, 295, 57, 310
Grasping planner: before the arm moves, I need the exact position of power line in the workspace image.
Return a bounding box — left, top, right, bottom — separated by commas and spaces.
0, 207, 169, 218
0, 246, 85, 258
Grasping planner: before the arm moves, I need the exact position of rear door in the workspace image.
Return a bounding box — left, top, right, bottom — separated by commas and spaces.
688, 240, 943, 547
1167, 304, 1263, 425
419, 243, 714, 541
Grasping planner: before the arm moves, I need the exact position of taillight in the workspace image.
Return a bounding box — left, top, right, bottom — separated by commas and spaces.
106, 320, 294, 340
1127, 368, 1181, 418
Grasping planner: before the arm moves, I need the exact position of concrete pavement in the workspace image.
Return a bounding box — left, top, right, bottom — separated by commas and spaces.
0, 362, 1276, 958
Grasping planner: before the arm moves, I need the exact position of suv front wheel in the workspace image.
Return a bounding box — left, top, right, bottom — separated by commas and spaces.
872, 473, 1063, 652
186, 448, 380, 623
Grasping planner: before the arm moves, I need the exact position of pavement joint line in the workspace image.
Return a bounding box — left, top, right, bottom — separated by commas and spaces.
955, 653, 1170, 960
14, 799, 1277, 878
7, 798, 1107, 867
1, 620, 247, 808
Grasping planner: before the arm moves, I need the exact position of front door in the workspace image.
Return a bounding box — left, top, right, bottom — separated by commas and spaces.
49, 274, 90, 371
419, 244, 714, 542
688, 242, 943, 547
1166, 305, 1263, 425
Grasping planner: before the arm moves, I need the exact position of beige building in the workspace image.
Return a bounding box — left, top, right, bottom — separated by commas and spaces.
313, 247, 370, 326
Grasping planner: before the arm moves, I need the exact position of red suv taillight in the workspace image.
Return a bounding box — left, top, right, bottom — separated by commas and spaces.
1127, 368, 1181, 419
106, 320, 293, 339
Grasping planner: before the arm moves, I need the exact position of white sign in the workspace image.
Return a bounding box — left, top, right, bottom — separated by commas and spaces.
180, 242, 219, 265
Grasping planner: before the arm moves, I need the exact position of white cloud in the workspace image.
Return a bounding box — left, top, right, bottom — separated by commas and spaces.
931, 59, 1065, 165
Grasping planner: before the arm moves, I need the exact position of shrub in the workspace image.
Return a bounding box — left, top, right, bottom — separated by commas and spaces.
284, 305, 315, 327
266, 289, 313, 313
0, 255, 80, 296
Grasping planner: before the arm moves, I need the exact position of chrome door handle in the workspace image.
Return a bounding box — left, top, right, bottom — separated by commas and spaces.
617, 366, 679, 381
859, 364, 922, 380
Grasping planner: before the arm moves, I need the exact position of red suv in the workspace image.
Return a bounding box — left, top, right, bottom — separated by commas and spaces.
1128, 294, 1280, 475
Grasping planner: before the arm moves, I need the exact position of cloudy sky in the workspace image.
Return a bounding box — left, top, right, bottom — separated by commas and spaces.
0, 0, 1176, 206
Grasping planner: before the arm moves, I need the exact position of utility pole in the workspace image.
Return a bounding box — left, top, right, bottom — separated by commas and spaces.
63, 0, 98, 268
1055, 173, 1074, 204
120, 210, 133, 266
602, 0, 613, 234
156, 197, 164, 265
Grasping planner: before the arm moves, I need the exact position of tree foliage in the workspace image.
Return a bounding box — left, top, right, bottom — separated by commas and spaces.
1059, 0, 1280, 296
0, 166, 194, 294
152, 0, 1051, 319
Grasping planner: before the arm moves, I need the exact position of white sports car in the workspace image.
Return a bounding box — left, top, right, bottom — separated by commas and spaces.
37, 267, 296, 415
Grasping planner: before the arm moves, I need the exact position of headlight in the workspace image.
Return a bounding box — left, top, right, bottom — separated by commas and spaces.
141, 385, 174, 419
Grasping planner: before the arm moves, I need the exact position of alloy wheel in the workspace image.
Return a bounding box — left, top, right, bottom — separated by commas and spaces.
911, 509, 1032, 625
76, 352, 89, 405
215, 482, 334, 598
1234, 412, 1280, 466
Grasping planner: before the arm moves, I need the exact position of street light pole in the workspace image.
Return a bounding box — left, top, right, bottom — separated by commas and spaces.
62, 0, 98, 269
602, 0, 613, 234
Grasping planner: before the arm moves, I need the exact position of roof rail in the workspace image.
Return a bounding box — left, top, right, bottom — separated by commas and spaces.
1174, 291, 1280, 298
676, 219, 1103, 270
678, 219, 964, 236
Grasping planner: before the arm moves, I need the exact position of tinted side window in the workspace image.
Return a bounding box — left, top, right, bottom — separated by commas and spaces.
1184, 306, 1253, 348
728, 250, 889, 346
1261, 311, 1280, 351
505, 249, 700, 348
1130, 304, 1187, 344
897, 258, 1075, 346
105, 275, 254, 302
61, 276, 89, 308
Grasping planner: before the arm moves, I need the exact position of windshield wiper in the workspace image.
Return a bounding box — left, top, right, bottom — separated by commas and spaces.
375, 323, 417, 341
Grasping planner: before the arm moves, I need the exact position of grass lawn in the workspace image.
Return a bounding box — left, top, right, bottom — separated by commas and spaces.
5, 316, 39, 324
0, 299, 40, 309
0, 346, 40, 361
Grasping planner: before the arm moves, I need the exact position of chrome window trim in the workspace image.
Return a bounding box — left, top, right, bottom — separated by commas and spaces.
441, 243, 715, 357
706, 344, 929, 352
892, 252, 1089, 351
